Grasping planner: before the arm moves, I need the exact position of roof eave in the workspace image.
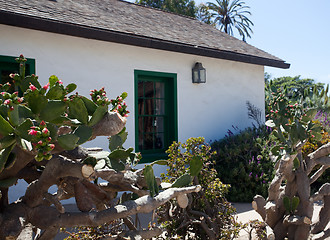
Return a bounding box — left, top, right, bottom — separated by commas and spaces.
0, 10, 290, 69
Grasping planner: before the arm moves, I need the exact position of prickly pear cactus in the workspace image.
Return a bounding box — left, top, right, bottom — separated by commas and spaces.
0, 55, 129, 169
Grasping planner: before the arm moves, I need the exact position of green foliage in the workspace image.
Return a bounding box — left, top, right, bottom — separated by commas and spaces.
212, 126, 275, 202
57, 134, 79, 151
108, 129, 128, 151
264, 85, 328, 159
189, 155, 203, 176
266, 76, 324, 101
0, 143, 16, 173
196, 3, 213, 24
171, 173, 192, 187
158, 137, 241, 239
0, 114, 15, 136
73, 125, 92, 145
136, 0, 198, 18
265, 76, 328, 117
143, 165, 159, 197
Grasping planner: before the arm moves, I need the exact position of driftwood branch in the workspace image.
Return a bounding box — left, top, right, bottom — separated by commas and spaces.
252, 195, 267, 220
310, 183, 330, 202
310, 165, 330, 184
91, 112, 126, 139
308, 142, 330, 160
311, 228, 330, 240
29, 186, 201, 229
23, 156, 87, 208
120, 227, 163, 239
283, 215, 311, 225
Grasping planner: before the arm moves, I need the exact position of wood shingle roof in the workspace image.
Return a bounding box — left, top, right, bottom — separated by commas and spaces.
0, 0, 290, 68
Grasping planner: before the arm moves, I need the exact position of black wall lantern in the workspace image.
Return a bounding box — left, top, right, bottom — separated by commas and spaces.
192, 62, 206, 83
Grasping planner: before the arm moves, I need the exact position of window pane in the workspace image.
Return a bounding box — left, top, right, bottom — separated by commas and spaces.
155, 133, 164, 149
144, 98, 154, 115
144, 82, 154, 98
155, 82, 164, 98
138, 117, 143, 133
144, 116, 154, 133
138, 132, 143, 150
138, 99, 144, 115
155, 117, 164, 132
155, 99, 165, 115
144, 133, 154, 150
138, 81, 144, 98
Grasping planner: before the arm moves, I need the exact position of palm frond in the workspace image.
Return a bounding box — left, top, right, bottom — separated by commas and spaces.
206, 0, 253, 40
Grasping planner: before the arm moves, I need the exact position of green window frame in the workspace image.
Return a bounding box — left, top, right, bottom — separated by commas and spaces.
134, 70, 178, 163
0, 55, 36, 93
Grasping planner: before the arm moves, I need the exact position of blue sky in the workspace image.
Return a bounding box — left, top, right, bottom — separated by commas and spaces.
128, 0, 330, 85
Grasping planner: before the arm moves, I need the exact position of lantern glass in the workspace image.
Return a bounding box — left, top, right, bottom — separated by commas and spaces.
192, 62, 206, 83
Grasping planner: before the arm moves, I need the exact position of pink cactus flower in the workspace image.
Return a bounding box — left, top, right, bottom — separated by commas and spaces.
50, 144, 55, 150
4, 99, 11, 105
28, 129, 38, 136
40, 120, 46, 126
29, 84, 37, 91
43, 83, 50, 90
42, 128, 49, 134
57, 80, 63, 84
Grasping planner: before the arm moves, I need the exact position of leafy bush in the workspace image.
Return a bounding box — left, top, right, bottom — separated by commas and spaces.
157, 137, 241, 239
211, 126, 275, 202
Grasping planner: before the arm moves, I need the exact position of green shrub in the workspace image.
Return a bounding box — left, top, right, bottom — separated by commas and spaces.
211, 126, 275, 202
158, 137, 241, 239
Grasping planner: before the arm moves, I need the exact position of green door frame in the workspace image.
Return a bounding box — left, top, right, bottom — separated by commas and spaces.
134, 70, 178, 163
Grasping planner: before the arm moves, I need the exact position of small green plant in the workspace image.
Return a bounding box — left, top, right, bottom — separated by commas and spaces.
283, 196, 300, 215
157, 137, 241, 239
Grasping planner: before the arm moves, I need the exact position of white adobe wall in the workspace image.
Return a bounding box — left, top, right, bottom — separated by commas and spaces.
0, 24, 265, 201
0, 24, 265, 149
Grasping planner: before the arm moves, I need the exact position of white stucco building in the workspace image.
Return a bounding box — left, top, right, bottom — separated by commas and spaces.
0, 0, 290, 163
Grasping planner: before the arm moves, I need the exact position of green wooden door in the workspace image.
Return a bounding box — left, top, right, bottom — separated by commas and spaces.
135, 70, 177, 162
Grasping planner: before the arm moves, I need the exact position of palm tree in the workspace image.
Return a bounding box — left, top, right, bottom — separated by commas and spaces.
207, 0, 253, 41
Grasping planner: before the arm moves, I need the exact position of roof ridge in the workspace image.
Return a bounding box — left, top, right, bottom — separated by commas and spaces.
118, 0, 197, 21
